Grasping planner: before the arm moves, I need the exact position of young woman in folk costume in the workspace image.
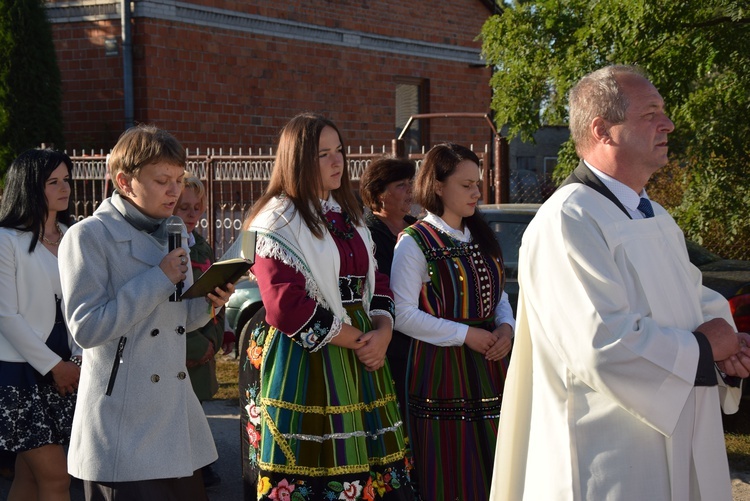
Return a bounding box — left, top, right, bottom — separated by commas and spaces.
239, 113, 415, 501
391, 143, 515, 501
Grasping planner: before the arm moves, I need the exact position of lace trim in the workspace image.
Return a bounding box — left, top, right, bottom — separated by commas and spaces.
311, 316, 341, 353
290, 305, 318, 340
255, 232, 330, 312
370, 293, 395, 317
369, 309, 394, 330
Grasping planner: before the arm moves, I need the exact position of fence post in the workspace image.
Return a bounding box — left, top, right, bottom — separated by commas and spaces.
481, 151, 490, 204
494, 135, 510, 204
392, 138, 405, 159
206, 154, 215, 246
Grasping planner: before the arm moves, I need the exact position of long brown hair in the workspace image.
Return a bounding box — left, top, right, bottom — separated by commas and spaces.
414, 143, 502, 259
245, 113, 362, 238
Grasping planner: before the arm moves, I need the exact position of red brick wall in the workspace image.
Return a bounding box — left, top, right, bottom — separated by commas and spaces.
50, 0, 493, 152
52, 20, 124, 149
185, 0, 489, 47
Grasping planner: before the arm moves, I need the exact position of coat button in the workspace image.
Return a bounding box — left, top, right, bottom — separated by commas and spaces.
176, 326, 185, 335
150, 329, 159, 337
151, 374, 160, 383
177, 372, 187, 380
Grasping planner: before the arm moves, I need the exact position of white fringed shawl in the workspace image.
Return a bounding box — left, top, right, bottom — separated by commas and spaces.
248, 196, 377, 326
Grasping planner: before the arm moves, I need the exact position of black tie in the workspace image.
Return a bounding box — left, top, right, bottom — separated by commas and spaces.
637, 197, 655, 219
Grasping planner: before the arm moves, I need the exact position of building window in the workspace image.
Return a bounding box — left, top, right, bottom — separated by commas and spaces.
516, 155, 536, 173
396, 78, 428, 153
543, 156, 558, 181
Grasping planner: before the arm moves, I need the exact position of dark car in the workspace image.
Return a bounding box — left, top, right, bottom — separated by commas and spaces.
478, 204, 541, 314
225, 275, 263, 355
479, 204, 750, 331
227, 204, 750, 345
685, 240, 750, 332
224, 205, 538, 343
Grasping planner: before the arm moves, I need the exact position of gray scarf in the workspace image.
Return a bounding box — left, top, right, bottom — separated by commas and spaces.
110, 192, 170, 246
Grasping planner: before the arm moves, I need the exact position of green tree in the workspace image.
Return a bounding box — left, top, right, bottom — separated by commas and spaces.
0, 0, 64, 181
481, 0, 750, 258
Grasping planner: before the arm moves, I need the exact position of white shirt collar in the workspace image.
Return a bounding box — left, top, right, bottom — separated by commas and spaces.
320, 196, 342, 214
423, 212, 473, 242
583, 160, 650, 218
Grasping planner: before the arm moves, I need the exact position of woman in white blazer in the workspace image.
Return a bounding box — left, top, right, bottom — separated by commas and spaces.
59, 125, 233, 501
0, 149, 81, 501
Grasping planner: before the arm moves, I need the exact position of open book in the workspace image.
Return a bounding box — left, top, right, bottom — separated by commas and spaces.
180, 231, 256, 299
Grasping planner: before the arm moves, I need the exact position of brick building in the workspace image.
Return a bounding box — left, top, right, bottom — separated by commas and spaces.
46, 0, 497, 153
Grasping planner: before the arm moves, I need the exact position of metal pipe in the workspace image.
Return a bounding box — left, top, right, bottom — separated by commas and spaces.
121, 0, 134, 129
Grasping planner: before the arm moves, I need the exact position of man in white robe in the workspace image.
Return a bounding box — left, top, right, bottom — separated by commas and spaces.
490, 65, 750, 501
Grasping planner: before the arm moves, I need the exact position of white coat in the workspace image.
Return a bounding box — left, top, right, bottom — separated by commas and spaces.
59, 199, 217, 482
0, 227, 80, 373
490, 182, 739, 501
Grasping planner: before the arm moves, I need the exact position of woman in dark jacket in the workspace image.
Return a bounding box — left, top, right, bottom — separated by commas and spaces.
173, 174, 224, 488
359, 157, 416, 420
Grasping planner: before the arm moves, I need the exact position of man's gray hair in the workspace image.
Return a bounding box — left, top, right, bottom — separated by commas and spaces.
569, 65, 647, 156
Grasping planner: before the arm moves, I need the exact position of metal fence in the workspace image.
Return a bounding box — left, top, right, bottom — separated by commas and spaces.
66, 145, 499, 257
52, 135, 578, 259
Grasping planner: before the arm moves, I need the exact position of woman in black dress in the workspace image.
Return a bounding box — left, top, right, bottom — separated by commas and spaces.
359, 157, 416, 420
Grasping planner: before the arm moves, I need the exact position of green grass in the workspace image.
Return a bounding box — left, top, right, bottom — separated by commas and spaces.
214, 356, 240, 403
724, 402, 750, 472
727, 433, 750, 472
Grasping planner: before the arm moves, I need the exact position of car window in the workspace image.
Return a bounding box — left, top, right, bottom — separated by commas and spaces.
685, 239, 722, 267
489, 221, 527, 279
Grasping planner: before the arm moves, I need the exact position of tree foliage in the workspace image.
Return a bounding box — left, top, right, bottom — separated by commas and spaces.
0, 0, 64, 182
481, 0, 750, 258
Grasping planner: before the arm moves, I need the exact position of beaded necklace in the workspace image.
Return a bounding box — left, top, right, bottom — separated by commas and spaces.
41, 221, 63, 246
325, 211, 355, 240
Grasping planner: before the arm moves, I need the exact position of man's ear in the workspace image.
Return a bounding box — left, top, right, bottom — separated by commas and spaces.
592, 117, 610, 142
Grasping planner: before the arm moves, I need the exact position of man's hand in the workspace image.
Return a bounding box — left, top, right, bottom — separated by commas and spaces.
716, 332, 750, 378
697, 317, 739, 361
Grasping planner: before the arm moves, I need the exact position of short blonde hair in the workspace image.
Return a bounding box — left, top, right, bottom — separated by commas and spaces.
108, 124, 185, 195
182, 173, 206, 199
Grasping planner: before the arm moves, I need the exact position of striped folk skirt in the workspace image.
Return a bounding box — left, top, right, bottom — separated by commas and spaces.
407, 338, 508, 501
240, 304, 416, 501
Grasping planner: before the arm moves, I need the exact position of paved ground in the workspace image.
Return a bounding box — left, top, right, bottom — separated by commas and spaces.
3, 402, 750, 500
734, 471, 750, 501
0, 399, 242, 500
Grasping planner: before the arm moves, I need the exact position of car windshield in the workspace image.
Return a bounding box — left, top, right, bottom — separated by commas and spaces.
488, 221, 526, 279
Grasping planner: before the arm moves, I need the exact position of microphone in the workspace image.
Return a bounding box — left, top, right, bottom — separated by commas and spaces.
166, 215, 184, 302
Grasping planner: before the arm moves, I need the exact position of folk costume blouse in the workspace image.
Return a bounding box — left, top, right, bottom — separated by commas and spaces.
391, 212, 515, 343
249, 196, 393, 347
